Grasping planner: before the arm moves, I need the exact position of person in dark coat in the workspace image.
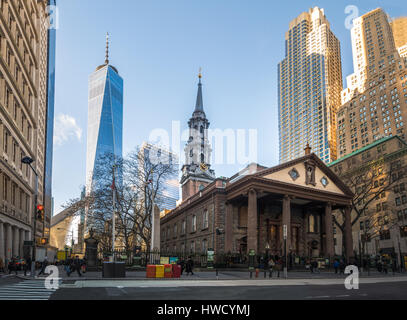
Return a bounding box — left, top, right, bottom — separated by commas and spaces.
69, 256, 82, 277
178, 259, 185, 275
8, 257, 18, 275
185, 257, 194, 275
38, 256, 48, 276
24, 257, 32, 276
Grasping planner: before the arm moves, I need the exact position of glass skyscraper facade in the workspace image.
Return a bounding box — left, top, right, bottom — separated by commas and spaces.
139, 142, 179, 211
278, 7, 342, 164
85, 53, 123, 194
44, 0, 57, 222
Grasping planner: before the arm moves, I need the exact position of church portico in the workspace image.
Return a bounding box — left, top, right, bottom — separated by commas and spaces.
223, 153, 354, 261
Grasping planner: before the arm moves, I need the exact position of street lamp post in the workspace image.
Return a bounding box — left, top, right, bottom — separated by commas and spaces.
21, 156, 38, 278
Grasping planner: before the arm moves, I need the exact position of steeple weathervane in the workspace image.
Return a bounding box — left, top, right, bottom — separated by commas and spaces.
105, 32, 109, 65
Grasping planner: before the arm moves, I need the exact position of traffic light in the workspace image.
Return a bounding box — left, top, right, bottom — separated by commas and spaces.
40, 238, 48, 245
36, 204, 44, 221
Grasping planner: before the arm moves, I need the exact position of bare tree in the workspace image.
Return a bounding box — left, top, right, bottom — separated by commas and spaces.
63, 146, 178, 254
333, 156, 406, 258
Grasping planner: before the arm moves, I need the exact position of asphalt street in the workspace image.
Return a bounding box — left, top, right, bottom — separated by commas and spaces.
49, 281, 407, 300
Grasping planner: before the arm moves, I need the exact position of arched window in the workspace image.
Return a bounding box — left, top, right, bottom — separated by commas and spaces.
200, 125, 204, 134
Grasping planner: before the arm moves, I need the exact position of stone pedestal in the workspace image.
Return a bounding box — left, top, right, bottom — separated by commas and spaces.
85, 229, 99, 271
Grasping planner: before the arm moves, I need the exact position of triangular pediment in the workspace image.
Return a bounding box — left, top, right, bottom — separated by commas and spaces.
256, 154, 352, 196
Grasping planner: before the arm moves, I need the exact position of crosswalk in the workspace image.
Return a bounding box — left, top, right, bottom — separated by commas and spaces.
0, 279, 60, 300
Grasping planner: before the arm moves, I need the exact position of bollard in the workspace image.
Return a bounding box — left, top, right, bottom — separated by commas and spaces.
255, 268, 259, 278
264, 271, 266, 278
216, 269, 219, 280
269, 271, 272, 278
250, 271, 252, 278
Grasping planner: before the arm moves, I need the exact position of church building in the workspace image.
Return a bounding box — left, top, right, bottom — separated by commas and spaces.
160, 74, 355, 263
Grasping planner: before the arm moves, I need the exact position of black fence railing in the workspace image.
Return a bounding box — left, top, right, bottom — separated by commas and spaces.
95, 249, 347, 270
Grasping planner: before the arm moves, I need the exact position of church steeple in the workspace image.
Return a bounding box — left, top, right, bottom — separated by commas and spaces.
195, 69, 204, 113
180, 71, 215, 201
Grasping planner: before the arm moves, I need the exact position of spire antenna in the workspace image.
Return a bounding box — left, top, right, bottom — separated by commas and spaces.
105, 32, 109, 65
198, 67, 202, 83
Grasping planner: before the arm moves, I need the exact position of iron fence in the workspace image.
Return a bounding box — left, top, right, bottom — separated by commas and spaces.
95, 249, 345, 270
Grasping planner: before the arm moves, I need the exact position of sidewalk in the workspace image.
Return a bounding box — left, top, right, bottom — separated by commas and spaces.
12, 266, 407, 282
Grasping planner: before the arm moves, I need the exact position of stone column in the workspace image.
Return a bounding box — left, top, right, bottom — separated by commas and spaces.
224, 202, 233, 253
13, 226, 19, 257
282, 195, 291, 253
324, 203, 334, 257
5, 224, 12, 259
344, 206, 354, 262
19, 229, 25, 257
247, 189, 258, 253
151, 204, 160, 251
0, 221, 4, 261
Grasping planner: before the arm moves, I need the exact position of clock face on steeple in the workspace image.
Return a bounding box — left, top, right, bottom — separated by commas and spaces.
200, 163, 208, 172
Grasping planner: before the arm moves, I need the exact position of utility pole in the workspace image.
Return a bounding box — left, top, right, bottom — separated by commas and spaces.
112, 165, 116, 262
283, 224, 287, 279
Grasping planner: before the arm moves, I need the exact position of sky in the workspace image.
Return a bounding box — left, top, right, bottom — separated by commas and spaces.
51, 0, 407, 215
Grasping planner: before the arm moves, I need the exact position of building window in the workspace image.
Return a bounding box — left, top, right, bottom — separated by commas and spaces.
400, 226, 407, 238
190, 241, 195, 253
202, 209, 208, 229
181, 220, 186, 235
202, 239, 207, 252
191, 215, 197, 232
173, 224, 177, 238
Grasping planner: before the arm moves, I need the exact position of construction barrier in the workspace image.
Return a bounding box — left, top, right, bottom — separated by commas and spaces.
172, 264, 181, 278
146, 265, 156, 278
155, 265, 165, 278
164, 264, 172, 278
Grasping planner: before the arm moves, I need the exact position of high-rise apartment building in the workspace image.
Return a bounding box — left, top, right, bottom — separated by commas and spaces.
85, 34, 123, 195
337, 8, 407, 158
278, 7, 342, 164
0, 0, 55, 261
139, 142, 179, 211
391, 17, 407, 58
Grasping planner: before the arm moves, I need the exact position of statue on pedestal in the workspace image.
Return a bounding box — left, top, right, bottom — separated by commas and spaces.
85, 228, 99, 271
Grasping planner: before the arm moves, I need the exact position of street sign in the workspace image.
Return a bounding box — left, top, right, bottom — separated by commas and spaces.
283, 225, 287, 239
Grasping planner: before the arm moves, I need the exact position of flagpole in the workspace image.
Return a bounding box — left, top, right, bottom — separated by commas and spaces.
112, 165, 116, 262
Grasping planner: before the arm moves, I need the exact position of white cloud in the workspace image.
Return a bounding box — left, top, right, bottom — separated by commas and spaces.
54, 114, 83, 146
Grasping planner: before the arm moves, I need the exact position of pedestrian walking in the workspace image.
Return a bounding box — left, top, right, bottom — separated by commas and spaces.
69, 256, 82, 277
377, 260, 383, 273
185, 256, 194, 275
178, 259, 185, 275
64, 257, 71, 276
24, 257, 32, 276
0, 257, 4, 273
333, 260, 339, 274
8, 257, 18, 275
339, 260, 345, 274
268, 258, 275, 278
383, 260, 388, 274
275, 258, 282, 278
38, 256, 48, 276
